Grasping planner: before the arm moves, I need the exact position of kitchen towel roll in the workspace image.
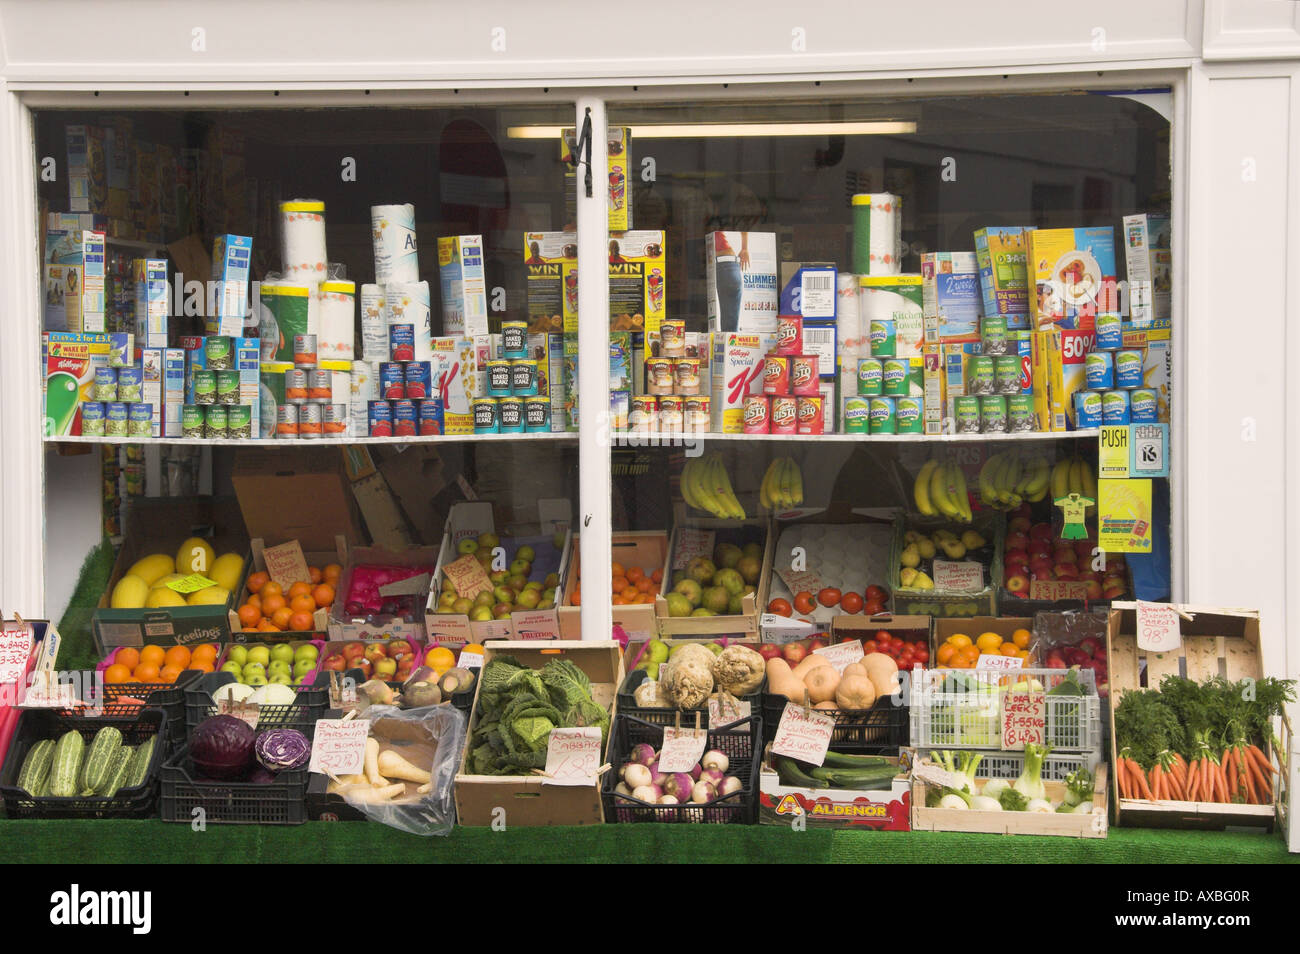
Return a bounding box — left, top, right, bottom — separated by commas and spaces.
371, 203, 419, 284
257, 281, 316, 364
836, 272, 867, 397
383, 280, 432, 361
280, 200, 328, 284
852, 193, 902, 276
317, 279, 356, 362
350, 360, 377, 436
359, 283, 387, 362
860, 274, 925, 358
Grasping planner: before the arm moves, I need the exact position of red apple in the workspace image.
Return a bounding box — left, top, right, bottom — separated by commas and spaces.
1066, 647, 1090, 665
1030, 559, 1055, 579
1053, 564, 1080, 580
1030, 523, 1054, 541
1074, 539, 1095, 561
1029, 545, 1053, 562
342, 641, 366, 661
1004, 549, 1030, 569
782, 643, 808, 665
322, 653, 347, 672
352, 656, 373, 679
808, 638, 828, 652
1008, 517, 1032, 535
1079, 636, 1101, 657
758, 644, 783, 661
1005, 531, 1030, 553
373, 657, 398, 679
1053, 546, 1077, 565
386, 638, 413, 658
1083, 579, 1103, 599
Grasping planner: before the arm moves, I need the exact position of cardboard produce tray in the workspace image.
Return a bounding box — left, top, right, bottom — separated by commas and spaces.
655, 518, 773, 638
559, 531, 668, 642
764, 511, 896, 624
910, 762, 1108, 837
888, 511, 1003, 619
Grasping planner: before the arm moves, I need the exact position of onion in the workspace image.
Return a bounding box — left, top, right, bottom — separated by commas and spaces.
701, 750, 729, 773
623, 763, 652, 790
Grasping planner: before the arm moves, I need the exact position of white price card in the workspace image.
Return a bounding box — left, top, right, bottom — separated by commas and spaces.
658, 726, 708, 773
976, 653, 1024, 672
932, 560, 985, 594
771, 702, 835, 766
1001, 689, 1046, 751
913, 761, 965, 791
457, 649, 484, 670
813, 640, 864, 672
1136, 600, 1182, 653
542, 726, 603, 786
708, 695, 751, 728
672, 530, 716, 570
0, 621, 33, 685
218, 699, 261, 729
308, 718, 371, 776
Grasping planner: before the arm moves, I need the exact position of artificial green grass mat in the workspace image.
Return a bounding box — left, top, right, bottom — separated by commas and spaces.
55, 536, 115, 671
0, 821, 1293, 863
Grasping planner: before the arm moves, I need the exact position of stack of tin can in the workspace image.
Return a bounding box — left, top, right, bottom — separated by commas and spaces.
743, 317, 822, 435
1074, 314, 1155, 427
471, 320, 551, 434
182, 335, 257, 440
846, 354, 926, 435
273, 333, 347, 439
627, 319, 709, 435
81, 364, 152, 439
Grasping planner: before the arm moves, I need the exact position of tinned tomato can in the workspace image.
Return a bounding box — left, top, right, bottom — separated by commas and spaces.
763, 355, 790, 396
284, 368, 307, 403
367, 400, 393, 437
293, 334, 318, 367
379, 362, 406, 400
743, 395, 770, 433
775, 316, 803, 356
771, 396, 798, 434
307, 368, 332, 402
276, 404, 300, 438
297, 403, 322, 439
388, 324, 415, 362
791, 355, 820, 396
404, 361, 432, 400
392, 399, 418, 437
796, 397, 824, 434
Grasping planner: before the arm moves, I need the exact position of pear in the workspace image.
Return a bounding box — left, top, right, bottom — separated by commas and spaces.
961, 530, 986, 550
917, 538, 937, 560
940, 540, 967, 560
900, 544, 921, 569
900, 567, 919, 587
913, 570, 936, 591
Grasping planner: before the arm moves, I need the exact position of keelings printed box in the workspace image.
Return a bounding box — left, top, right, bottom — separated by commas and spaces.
134, 258, 168, 348
921, 252, 980, 344
608, 231, 666, 336
208, 234, 253, 336
437, 235, 489, 338
707, 231, 778, 335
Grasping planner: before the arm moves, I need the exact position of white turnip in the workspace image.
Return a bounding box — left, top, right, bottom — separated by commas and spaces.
701, 750, 729, 773
623, 763, 652, 790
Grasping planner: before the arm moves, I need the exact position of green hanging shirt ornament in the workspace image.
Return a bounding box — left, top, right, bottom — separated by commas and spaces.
1054, 492, 1094, 540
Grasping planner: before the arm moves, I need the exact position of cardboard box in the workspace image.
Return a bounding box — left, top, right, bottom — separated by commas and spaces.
889, 513, 1004, 619
710, 331, 775, 433
559, 531, 668, 641
43, 229, 106, 334
329, 545, 437, 643
133, 258, 168, 348
227, 537, 344, 641
758, 746, 911, 829
142, 347, 185, 438
608, 231, 666, 336
778, 263, 837, 322
921, 252, 980, 344
1120, 318, 1171, 423
437, 235, 489, 338
43, 331, 131, 437
524, 231, 577, 334
562, 126, 631, 232
973, 226, 1032, 324
66, 124, 108, 215
430, 335, 490, 435
655, 519, 773, 638
208, 234, 253, 336
455, 640, 622, 827
707, 231, 778, 335
1026, 226, 1117, 331
1121, 214, 1171, 326
92, 497, 249, 653
232, 447, 365, 550
1031, 326, 1094, 431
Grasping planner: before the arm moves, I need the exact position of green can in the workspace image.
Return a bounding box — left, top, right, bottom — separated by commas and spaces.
980, 394, 1008, 433
881, 358, 910, 397
204, 336, 233, 371
994, 354, 1022, 395
868, 396, 896, 434
194, 370, 217, 405
896, 396, 924, 434
868, 319, 896, 358
226, 404, 252, 439
954, 395, 982, 434
216, 370, 241, 405
981, 315, 1008, 355
204, 404, 228, 439
967, 355, 995, 395
856, 358, 883, 396
842, 396, 871, 433
1008, 394, 1035, 432
182, 404, 205, 438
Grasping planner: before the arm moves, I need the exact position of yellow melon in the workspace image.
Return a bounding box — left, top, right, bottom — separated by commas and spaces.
126, 553, 175, 587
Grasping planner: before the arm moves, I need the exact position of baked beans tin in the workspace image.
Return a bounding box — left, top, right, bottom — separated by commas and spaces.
501, 321, 529, 360
379, 362, 406, 400
284, 368, 308, 403
645, 358, 675, 396
404, 361, 432, 400
660, 320, 687, 358
791, 355, 819, 396
510, 359, 539, 397
674, 357, 701, 396
525, 396, 551, 432
629, 395, 657, 432
367, 400, 392, 437
473, 397, 500, 433
322, 403, 348, 437
388, 324, 415, 362
762, 355, 790, 396
80, 401, 106, 437
204, 404, 228, 440
771, 396, 797, 434
293, 334, 318, 368
743, 395, 770, 433
277, 404, 300, 438
298, 403, 323, 439
417, 399, 444, 435
857, 358, 883, 396
486, 360, 512, 398
683, 396, 710, 433
775, 316, 803, 356
657, 395, 683, 433
499, 397, 525, 433
391, 399, 418, 437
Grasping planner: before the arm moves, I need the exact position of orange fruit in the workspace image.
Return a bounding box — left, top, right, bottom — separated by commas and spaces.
311, 584, 335, 608
426, 647, 456, 672
191, 644, 218, 663
104, 663, 132, 683
958, 646, 980, 667
635, 577, 654, 593
999, 642, 1021, 657
570, 587, 581, 606
975, 632, 1003, 654
610, 562, 625, 579
261, 594, 286, 616
271, 607, 294, 630
289, 594, 316, 615
620, 586, 639, 602
323, 563, 342, 583
247, 593, 263, 611
257, 619, 280, 632
288, 611, 314, 632
288, 581, 312, 600
139, 645, 166, 668
1011, 628, 1032, 650
461, 643, 485, 657
638, 593, 656, 604
164, 646, 191, 669
261, 581, 283, 601
133, 664, 160, 682
611, 576, 629, 595
308, 566, 323, 584
246, 571, 269, 594
946, 633, 972, 649
936, 644, 957, 666
627, 566, 645, 582
651, 569, 663, 583
160, 664, 184, 683
612, 596, 627, 605
237, 604, 262, 628
114, 648, 141, 671
191, 659, 215, 673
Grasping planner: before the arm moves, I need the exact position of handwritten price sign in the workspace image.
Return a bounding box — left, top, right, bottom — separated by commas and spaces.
442, 554, 493, 601
542, 726, 602, 786
1029, 580, 1090, 602
932, 560, 985, 594
672, 530, 716, 571
976, 653, 1024, 672
658, 726, 707, 773
0, 622, 33, 685
1136, 600, 1182, 653
772, 703, 835, 766
308, 719, 371, 776
1000, 689, 1046, 751
708, 695, 751, 728
262, 540, 311, 589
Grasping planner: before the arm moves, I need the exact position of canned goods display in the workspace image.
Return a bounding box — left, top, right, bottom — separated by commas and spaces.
881, 358, 909, 397
498, 398, 524, 433
658, 395, 684, 433
486, 360, 513, 397
953, 395, 982, 434
93, 367, 117, 402
683, 396, 710, 433
857, 358, 883, 396
775, 316, 803, 356
770, 396, 797, 434
183, 404, 206, 438
116, 366, 143, 403
379, 362, 406, 400
367, 400, 392, 438
1075, 391, 1103, 428
645, 358, 675, 396
1129, 388, 1158, 423
1094, 313, 1123, 350
501, 321, 529, 360
194, 370, 217, 405
791, 355, 819, 396
511, 359, 540, 397
404, 361, 432, 400
659, 320, 687, 358
1008, 394, 1036, 433
763, 356, 790, 396
967, 355, 996, 395
294, 334, 318, 367
322, 404, 348, 437
743, 395, 770, 433
226, 404, 253, 439
525, 396, 551, 432
392, 399, 418, 437
127, 403, 152, 438
868, 396, 896, 434
896, 396, 923, 434
1115, 350, 1144, 389
416, 399, 443, 436
994, 354, 1022, 395
796, 397, 824, 435
673, 358, 701, 396
216, 370, 241, 405
981, 315, 1008, 355
1085, 351, 1114, 390
298, 403, 323, 438
105, 402, 129, 437
980, 394, 1008, 434
388, 324, 415, 362
285, 368, 308, 403
629, 395, 657, 432
205, 336, 233, 370
869, 318, 896, 358
81, 401, 106, 437
1102, 389, 1131, 425
842, 396, 870, 434
204, 404, 228, 440
472, 397, 500, 433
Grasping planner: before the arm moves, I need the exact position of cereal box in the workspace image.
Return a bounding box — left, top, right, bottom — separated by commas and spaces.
437, 234, 489, 338
562, 126, 631, 232
707, 232, 778, 335
974, 226, 1032, 325
133, 258, 169, 348
711, 331, 776, 433
430, 335, 491, 435
1122, 214, 1171, 326
524, 231, 577, 335
208, 234, 253, 337
608, 231, 666, 336
921, 252, 980, 344
1025, 227, 1117, 331
1121, 318, 1171, 423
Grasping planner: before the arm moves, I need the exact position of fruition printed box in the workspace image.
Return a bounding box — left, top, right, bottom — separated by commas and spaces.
1025, 227, 1116, 331
437, 235, 489, 338
134, 258, 169, 348
711, 331, 775, 433
707, 231, 778, 335
208, 234, 253, 336
921, 252, 980, 344
609, 231, 666, 337
524, 231, 577, 335
1122, 214, 1171, 326
973, 227, 1032, 327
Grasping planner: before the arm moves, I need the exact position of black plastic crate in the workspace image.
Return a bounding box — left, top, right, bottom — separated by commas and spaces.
184, 672, 329, 739
59, 669, 202, 747
0, 708, 168, 819
761, 692, 908, 753
616, 668, 765, 727
600, 713, 761, 824
159, 743, 308, 825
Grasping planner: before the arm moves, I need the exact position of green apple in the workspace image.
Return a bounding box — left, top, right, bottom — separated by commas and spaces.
477, 532, 500, 551
267, 660, 292, 678
293, 644, 319, 664
515, 588, 541, 609
544, 572, 560, 589
242, 663, 266, 682
645, 639, 670, 665
245, 672, 268, 686
509, 559, 532, 577
268, 673, 293, 685
691, 608, 716, 617
473, 590, 494, 608
270, 643, 294, 664
293, 659, 316, 678
493, 585, 516, 605
452, 597, 473, 615
538, 598, 554, 610
488, 570, 509, 585
470, 606, 493, 622
457, 538, 479, 555
506, 574, 528, 593
524, 580, 543, 592
245, 645, 270, 667
227, 644, 248, 666
220, 661, 243, 676
516, 545, 536, 563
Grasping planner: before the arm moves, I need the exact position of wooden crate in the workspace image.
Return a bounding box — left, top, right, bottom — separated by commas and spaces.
558, 531, 668, 641
910, 765, 1108, 837
1107, 603, 1290, 832
654, 518, 774, 638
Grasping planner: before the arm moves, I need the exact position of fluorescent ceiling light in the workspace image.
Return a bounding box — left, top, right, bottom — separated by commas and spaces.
506, 121, 916, 139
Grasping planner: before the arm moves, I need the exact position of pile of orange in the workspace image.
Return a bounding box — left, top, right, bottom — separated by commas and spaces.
237, 564, 341, 633
570, 561, 664, 607
935, 628, 1033, 669
104, 643, 219, 683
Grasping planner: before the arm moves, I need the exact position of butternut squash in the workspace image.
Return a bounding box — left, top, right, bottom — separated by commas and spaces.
765, 658, 805, 702
791, 654, 831, 682
835, 670, 877, 710
862, 653, 901, 698
805, 665, 840, 705
814, 701, 838, 710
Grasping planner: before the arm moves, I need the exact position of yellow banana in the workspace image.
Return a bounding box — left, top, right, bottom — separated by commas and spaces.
977, 453, 1001, 507
692, 456, 725, 517
681, 458, 702, 510
915, 459, 940, 515
930, 460, 960, 519
1068, 457, 1083, 498
788, 457, 804, 505
949, 462, 973, 522
1050, 458, 1071, 501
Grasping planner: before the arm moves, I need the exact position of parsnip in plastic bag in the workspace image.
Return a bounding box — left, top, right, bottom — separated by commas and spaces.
330, 703, 466, 836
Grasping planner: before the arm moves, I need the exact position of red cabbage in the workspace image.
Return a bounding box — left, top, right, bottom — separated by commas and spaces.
248, 766, 278, 784
191, 715, 256, 780
255, 728, 311, 771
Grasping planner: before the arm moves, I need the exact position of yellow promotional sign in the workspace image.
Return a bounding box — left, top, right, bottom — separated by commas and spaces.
1098, 479, 1153, 553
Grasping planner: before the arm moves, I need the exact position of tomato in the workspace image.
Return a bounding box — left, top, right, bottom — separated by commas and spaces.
839, 591, 864, 614
863, 601, 887, 616
865, 585, 889, 603
817, 587, 842, 608
768, 598, 793, 617
913, 646, 930, 663
862, 640, 878, 654
874, 631, 892, 645
793, 591, 816, 615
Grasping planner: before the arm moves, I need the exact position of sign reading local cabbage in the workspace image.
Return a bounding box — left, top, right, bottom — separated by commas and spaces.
542, 726, 603, 786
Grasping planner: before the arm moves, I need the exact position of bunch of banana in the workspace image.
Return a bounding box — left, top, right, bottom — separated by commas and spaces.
681, 452, 747, 519
758, 456, 804, 511
1049, 455, 1098, 514
912, 458, 973, 523
976, 451, 1052, 511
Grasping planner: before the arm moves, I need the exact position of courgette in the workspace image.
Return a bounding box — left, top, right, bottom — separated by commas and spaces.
774, 755, 830, 789
807, 767, 898, 789
49, 730, 86, 798
16, 739, 56, 795
80, 726, 123, 792
97, 745, 134, 798
821, 751, 892, 769
124, 735, 156, 789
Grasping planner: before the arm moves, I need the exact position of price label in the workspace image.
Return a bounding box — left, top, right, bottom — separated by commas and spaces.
1136, 600, 1182, 653
442, 554, 493, 601
774, 569, 823, 601
218, 699, 261, 729
457, 649, 484, 670
0, 621, 33, 685
976, 653, 1024, 672
771, 702, 835, 766
262, 540, 310, 589
658, 726, 708, 773
308, 718, 371, 776
913, 760, 964, 791
1028, 580, 1090, 602
542, 726, 602, 786
813, 640, 864, 672
165, 573, 218, 594
932, 560, 984, 594
327, 673, 357, 709
672, 529, 716, 571
708, 695, 751, 728
1000, 689, 1046, 750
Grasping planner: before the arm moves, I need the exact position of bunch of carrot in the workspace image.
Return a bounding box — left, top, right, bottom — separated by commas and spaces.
1117, 738, 1275, 804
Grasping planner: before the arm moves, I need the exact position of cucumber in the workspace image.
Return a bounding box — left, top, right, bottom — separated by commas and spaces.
97, 746, 134, 798
16, 739, 56, 795
807, 763, 900, 788
79, 726, 123, 792
124, 735, 157, 789
49, 730, 86, 798
774, 756, 830, 789
821, 751, 892, 769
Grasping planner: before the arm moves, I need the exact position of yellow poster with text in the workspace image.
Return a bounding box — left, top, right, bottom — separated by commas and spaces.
1098, 479, 1153, 553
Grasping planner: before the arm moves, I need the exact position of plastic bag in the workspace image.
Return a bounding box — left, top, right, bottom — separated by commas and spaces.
334, 703, 466, 836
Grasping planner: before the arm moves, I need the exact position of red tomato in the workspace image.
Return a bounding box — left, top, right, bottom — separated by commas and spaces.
817, 588, 842, 608
863, 601, 887, 616
793, 591, 816, 615
862, 640, 878, 654
767, 598, 793, 617
865, 585, 889, 602
874, 631, 892, 645
839, 592, 864, 614
913, 646, 930, 663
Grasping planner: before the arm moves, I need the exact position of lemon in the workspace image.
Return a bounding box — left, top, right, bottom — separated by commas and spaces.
186, 585, 231, 606
145, 587, 188, 608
